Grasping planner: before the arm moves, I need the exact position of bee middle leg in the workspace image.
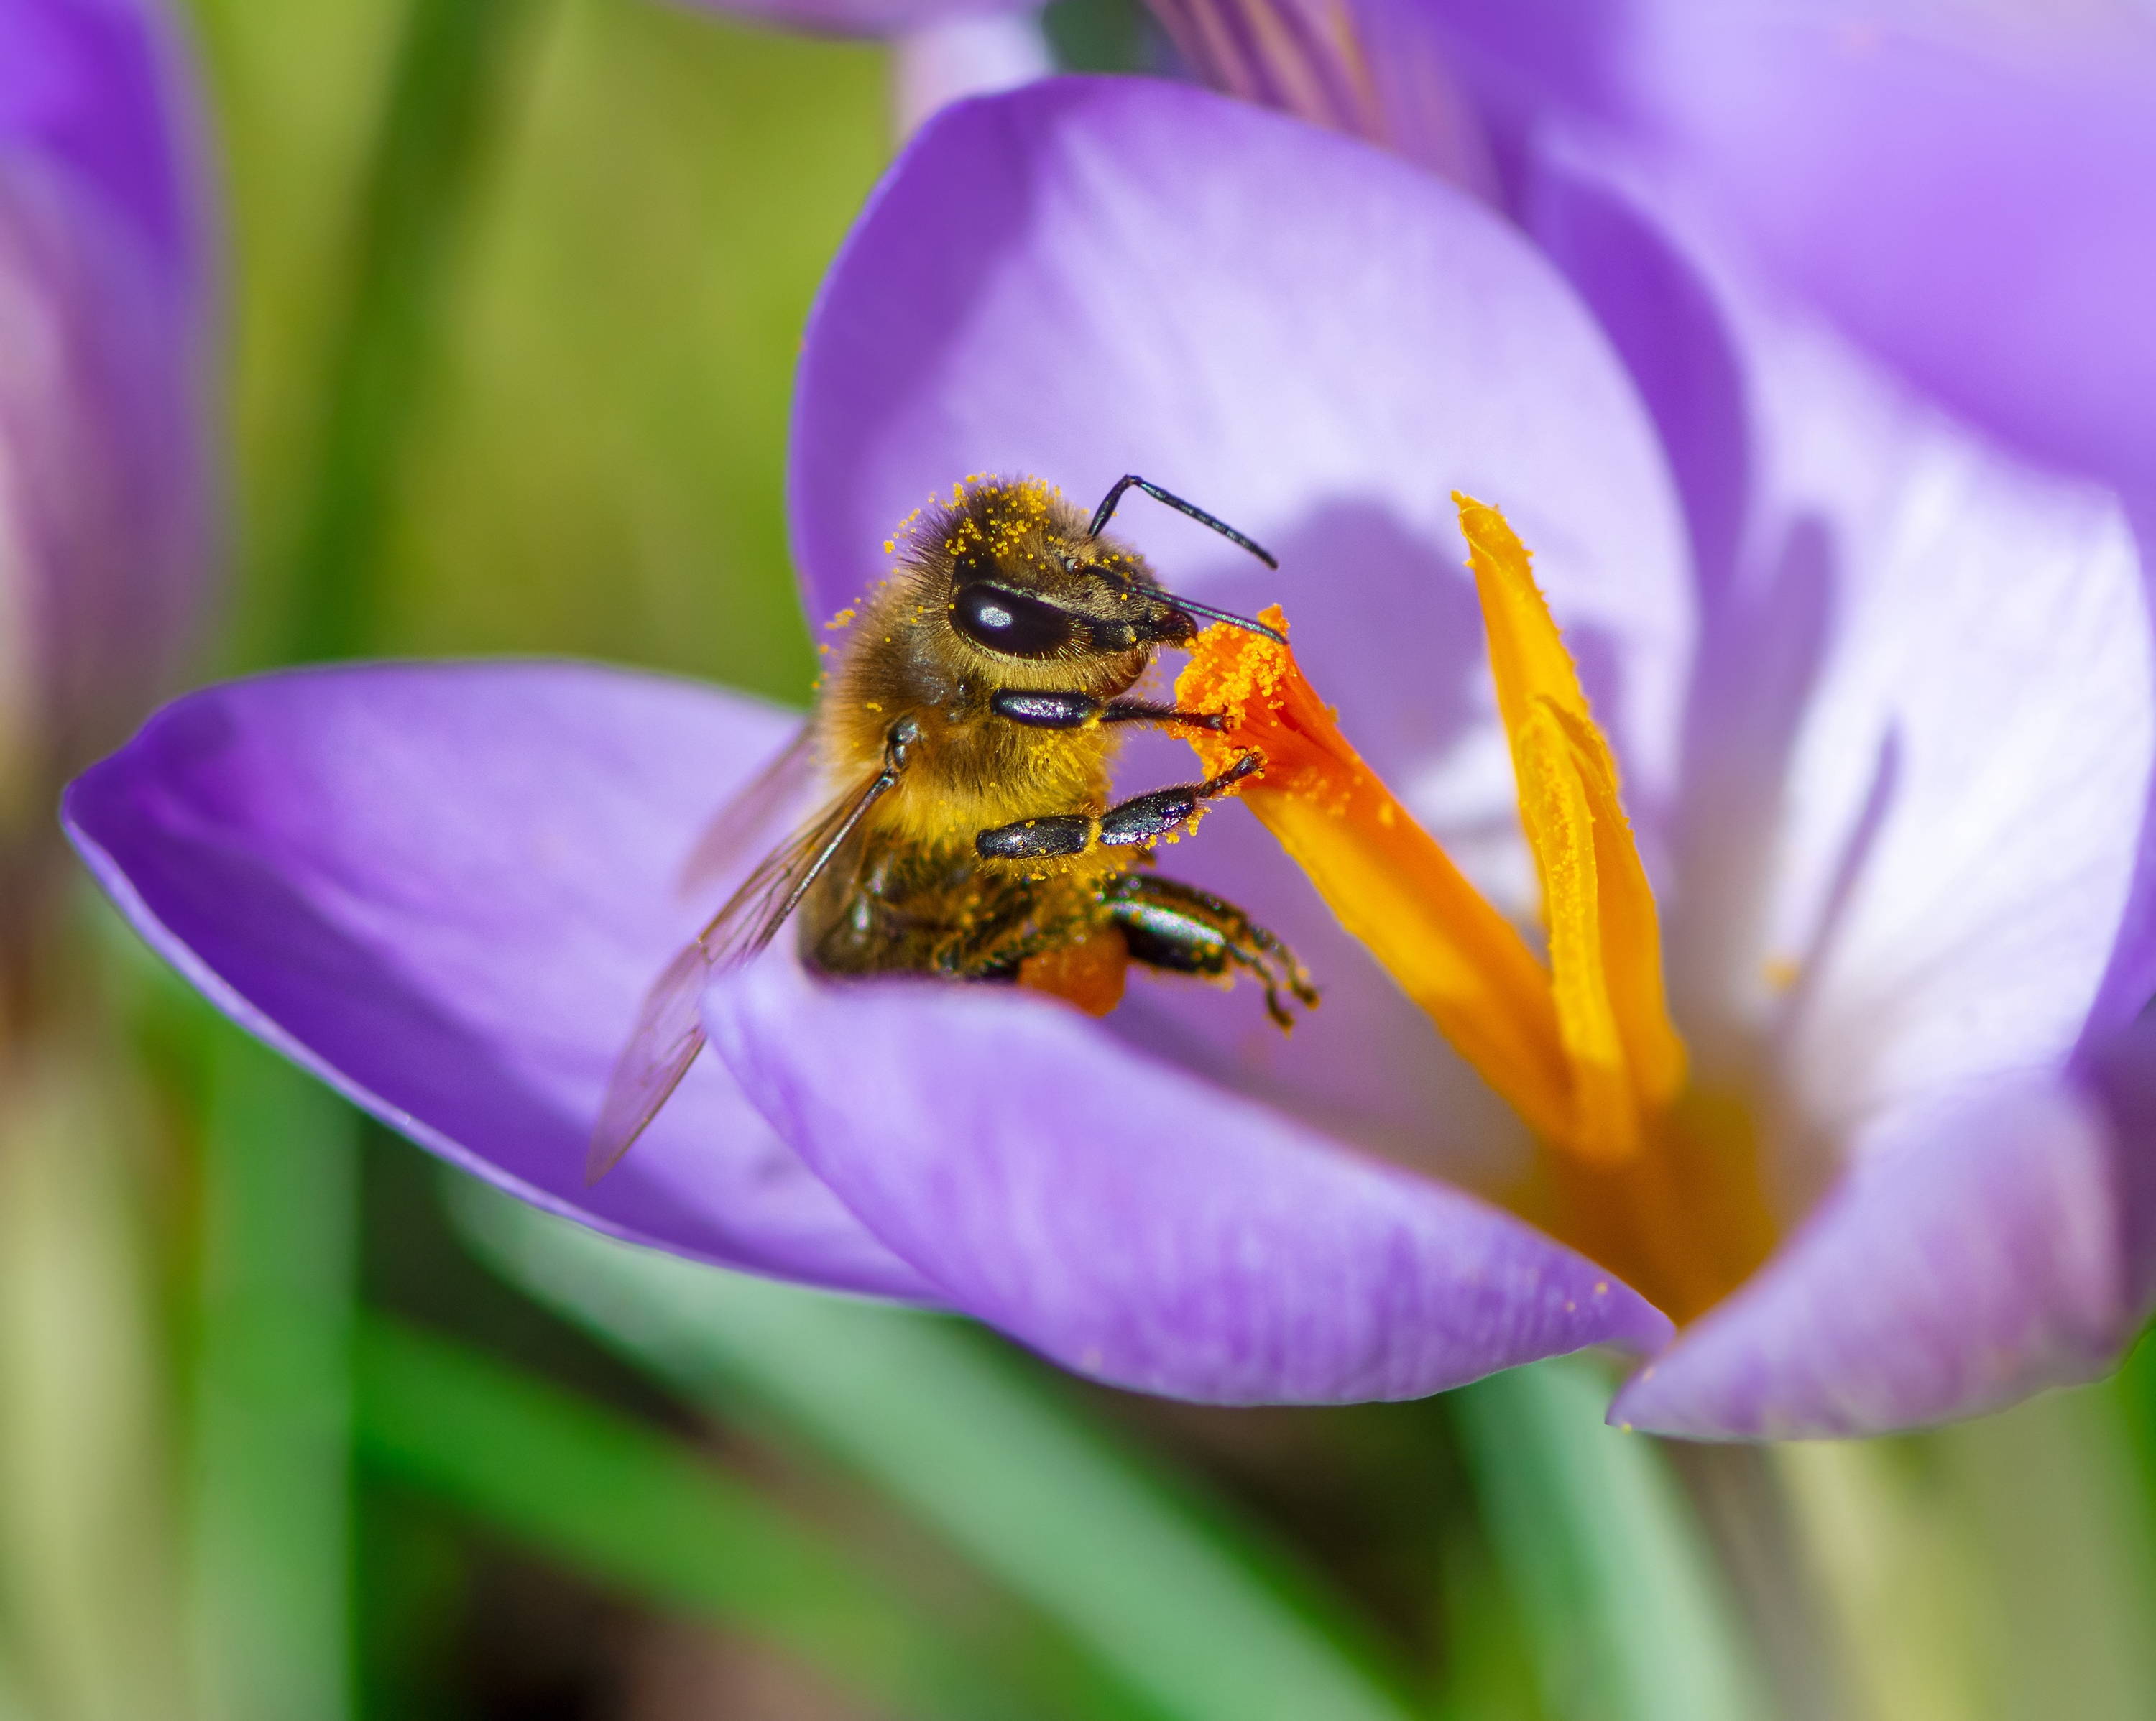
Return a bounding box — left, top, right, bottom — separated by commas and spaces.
1102, 872, 1317, 1029
974, 752, 1263, 863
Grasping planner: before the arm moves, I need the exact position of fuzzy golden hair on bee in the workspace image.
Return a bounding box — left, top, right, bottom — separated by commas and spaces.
586, 471, 1312, 1186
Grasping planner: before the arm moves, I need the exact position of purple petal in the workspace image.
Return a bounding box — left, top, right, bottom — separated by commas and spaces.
1526, 142, 2155, 1138
0, 0, 203, 286
1518, 148, 1749, 612
1631, 9, 2156, 503
791, 80, 1689, 795
65, 664, 939, 1300
1736, 314, 2150, 1148
1611, 1067, 2133, 1439
788, 77, 1692, 1181
1, 0, 208, 790
1442, 1, 2156, 500
1, 157, 207, 785
707, 954, 1671, 1403
1521, 125, 2156, 1434
668, 0, 1033, 41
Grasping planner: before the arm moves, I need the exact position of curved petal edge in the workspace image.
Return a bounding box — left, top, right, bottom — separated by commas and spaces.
709, 954, 1672, 1406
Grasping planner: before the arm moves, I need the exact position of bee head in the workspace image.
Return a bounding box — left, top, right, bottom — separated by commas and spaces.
929, 476, 1284, 669
944, 550, 1199, 662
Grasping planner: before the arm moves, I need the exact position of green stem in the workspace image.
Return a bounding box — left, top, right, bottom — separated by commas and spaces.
191, 1028, 360, 1721
1662, 1441, 1853, 1721
1450, 1359, 1774, 1721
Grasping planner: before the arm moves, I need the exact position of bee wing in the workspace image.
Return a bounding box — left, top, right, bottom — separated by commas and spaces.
673, 722, 819, 903
586, 755, 906, 1184
584, 939, 716, 1185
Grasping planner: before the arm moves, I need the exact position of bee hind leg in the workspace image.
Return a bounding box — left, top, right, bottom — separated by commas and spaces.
1100, 872, 1317, 1029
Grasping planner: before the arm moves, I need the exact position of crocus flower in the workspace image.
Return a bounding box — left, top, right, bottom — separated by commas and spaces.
0, 0, 208, 897
67, 78, 2156, 1437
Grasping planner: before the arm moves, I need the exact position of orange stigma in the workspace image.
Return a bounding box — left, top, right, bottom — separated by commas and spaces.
1176, 494, 1773, 1319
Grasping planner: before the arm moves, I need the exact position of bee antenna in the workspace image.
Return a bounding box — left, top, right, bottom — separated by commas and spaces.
1164, 591, 1289, 647
1088, 475, 1279, 570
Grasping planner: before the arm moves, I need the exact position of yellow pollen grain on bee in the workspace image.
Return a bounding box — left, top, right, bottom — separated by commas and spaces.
824, 606, 857, 631
883, 540, 895, 555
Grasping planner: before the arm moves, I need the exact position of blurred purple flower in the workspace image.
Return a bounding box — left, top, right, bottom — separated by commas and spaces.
0, 0, 211, 849
65, 78, 2156, 1437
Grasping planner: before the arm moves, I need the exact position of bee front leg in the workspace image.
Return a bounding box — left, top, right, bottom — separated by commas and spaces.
988, 690, 1225, 731
1102, 872, 1318, 1029
975, 753, 1264, 861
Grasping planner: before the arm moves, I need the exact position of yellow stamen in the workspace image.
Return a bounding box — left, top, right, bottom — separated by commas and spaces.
1176, 494, 1769, 1319
1459, 497, 1685, 1163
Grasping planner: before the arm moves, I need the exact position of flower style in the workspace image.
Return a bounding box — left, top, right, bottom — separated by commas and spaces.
67, 78, 2156, 1437
1, 0, 211, 991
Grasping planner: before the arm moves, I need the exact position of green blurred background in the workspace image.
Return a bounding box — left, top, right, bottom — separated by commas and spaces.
6, 1, 2156, 1717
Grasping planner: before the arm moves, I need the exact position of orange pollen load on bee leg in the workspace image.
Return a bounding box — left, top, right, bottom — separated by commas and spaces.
1018, 926, 1129, 1017
1174, 495, 1772, 1321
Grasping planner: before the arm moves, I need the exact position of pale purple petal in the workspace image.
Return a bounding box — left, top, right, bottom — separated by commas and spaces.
707, 954, 1672, 1403
1429, 0, 2156, 499
1611, 1067, 2133, 1439
1526, 143, 2156, 1146
789, 75, 1690, 1189
668, 0, 1032, 41
65, 664, 938, 1300
893, 9, 1051, 139
1531, 154, 2156, 1432
1623, 6, 2156, 502
1518, 147, 1749, 613
1734, 315, 2150, 1150
791, 79, 1689, 790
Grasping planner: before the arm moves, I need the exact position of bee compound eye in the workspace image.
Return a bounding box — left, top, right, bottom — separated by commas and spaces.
947, 581, 1079, 658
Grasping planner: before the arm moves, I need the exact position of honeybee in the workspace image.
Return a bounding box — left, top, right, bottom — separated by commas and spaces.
587, 474, 1318, 1181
